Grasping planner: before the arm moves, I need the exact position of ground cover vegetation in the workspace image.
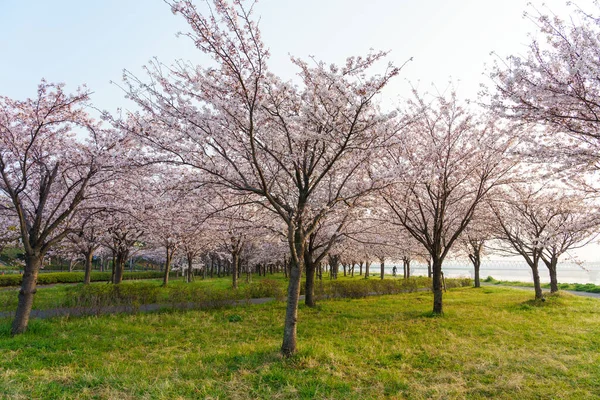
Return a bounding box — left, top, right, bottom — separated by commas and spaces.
0, 287, 598, 399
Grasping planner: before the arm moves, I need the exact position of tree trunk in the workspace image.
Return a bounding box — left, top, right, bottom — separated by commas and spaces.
469, 251, 481, 288
110, 252, 116, 283
359, 261, 363, 276
543, 256, 559, 293
474, 261, 480, 288
380, 259, 385, 280
281, 231, 304, 357
163, 247, 173, 286
12, 253, 42, 335
427, 258, 432, 278
531, 261, 544, 299
186, 253, 194, 283
232, 251, 239, 289
365, 261, 370, 278
432, 257, 443, 314
113, 251, 126, 284
304, 253, 316, 307
83, 249, 94, 285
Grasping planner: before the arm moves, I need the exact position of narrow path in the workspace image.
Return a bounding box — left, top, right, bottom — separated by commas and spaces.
482, 283, 600, 299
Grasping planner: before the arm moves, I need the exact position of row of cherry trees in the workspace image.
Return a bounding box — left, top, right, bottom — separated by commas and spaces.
2, 0, 600, 356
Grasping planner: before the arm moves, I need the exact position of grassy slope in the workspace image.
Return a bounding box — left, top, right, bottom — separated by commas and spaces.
0, 287, 598, 399
484, 277, 600, 293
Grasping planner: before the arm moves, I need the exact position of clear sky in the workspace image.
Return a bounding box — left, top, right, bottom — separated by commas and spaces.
1, 0, 599, 261
1, 0, 594, 111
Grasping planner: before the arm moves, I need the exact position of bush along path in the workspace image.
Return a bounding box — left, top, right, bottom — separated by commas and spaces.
0, 271, 167, 287
0, 277, 473, 320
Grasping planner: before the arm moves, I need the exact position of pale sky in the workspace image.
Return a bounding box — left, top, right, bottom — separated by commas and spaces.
1, 0, 593, 110
1, 0, 599, 261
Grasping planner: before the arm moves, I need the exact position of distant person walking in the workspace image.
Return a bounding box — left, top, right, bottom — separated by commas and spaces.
392, 266, 397, 277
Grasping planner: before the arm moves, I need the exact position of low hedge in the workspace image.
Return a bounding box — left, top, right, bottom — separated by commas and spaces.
64, 282, 161, 312
0, 271, 166, 287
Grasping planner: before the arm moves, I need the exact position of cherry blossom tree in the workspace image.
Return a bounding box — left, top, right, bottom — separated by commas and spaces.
67, 210, 105, 284
538, 191, 600, 292
383, 90, 516, 314
120, 0, 404, 356
488, 184, 567, 299
455, 207, 496, 288
488, 3, 600, 172
0, 81, 115, 334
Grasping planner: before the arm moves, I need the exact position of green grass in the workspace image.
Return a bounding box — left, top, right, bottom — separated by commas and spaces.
0, 274, 444, 313
484, 276, 600, 293
0, 287, 598, 399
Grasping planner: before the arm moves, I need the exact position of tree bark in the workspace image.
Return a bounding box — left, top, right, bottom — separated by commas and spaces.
281, 229, 304, 357
83, 249, 94, 285
427, 258, 432, 278
186, 253, 194, 283
380, 258, 385, 280
162, 246, 173, 286
365, 261, 370, 278
113, 251, 127, 284
432, 257, 443, 314
304, 252, 316, 307
530, 259, 544, 299
12, 253, 42, 335
543, 256, 559, 293
469, 253, 481, 288
232, 251, 239, 289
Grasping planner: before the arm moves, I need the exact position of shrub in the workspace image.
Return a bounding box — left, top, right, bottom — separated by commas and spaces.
445, 277, 473, 289
64, 282, 161, 313
0, 271, 166, 287
243, 279, 286, 301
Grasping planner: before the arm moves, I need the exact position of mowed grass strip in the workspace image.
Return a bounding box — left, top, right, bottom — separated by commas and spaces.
0, 286, 598, 399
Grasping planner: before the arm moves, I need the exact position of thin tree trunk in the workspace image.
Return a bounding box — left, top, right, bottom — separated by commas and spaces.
11, 253, 42, 335
365, 261, 370, 278
427, 258, 432, 278
84, 249, 94, 285
232, 251, 239, 289
469, 249, 481, 288
432, 257, 443, 314
359, 261, 363, 276
186, 253, 194, 283
531, 261, 543, 299
543, 256, 559, 293
110, 251, 116, 283
304, 254, 316, 307
163, 247, 173, 286
281, 231, 304, 357
380, 258, 385, 280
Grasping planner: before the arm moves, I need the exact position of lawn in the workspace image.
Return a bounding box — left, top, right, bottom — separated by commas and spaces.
0, 286, 598, 399
0, 273, 437, 313
484, 276, 600, 293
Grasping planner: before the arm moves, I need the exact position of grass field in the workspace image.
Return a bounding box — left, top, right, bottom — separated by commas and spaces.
0, 286, 598, 399
484, 276, 600, 293
0, 274, 438, 313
